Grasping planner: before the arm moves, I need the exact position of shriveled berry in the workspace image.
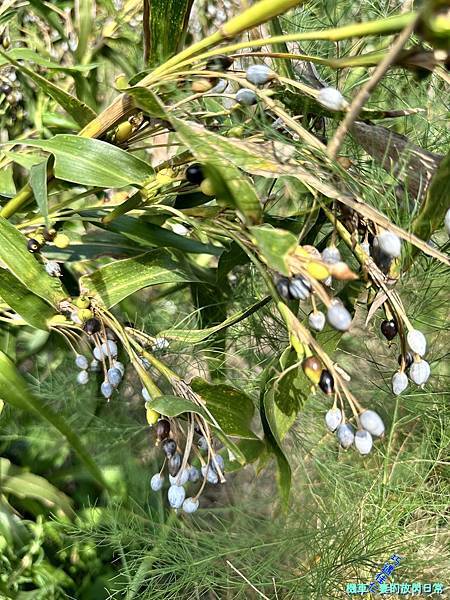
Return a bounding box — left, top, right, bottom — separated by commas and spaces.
45, 261, 61, 277
327, 301, 352, 331
83, 318, 101, 335
27, 238, 41, 253
276, 277, 291, 300
185, 163, 204, 185
376, 231, 401, 258
101, 381, 113, 399
321, 246, 341, 264
392, 371, 408, 396
354, 430, 373, 455
77, 370, 89, 385
188, 466, 200, 482
150, 473, 164, 491
309, 311, 326, 332
336, 423, 355, 448
381, 319, 397, 341
409, 359, 430, 385
75, 354, 89, 370
168, 453, 182, 476
182, 497, 199, 514
168, 485, 185, 509
289, 276, 311, 300
359, 410, 384, 437
317, 87, 347, 111
398, 352, 414, 369
169, 468, 189, 486
407, 329, 427, 357
162, 438, 177, 458
236, 88, 257, 105
156, 419, 170, 441
325, 408, 342, 432
319, 370, 334, 395
302, 356, 322, 385
246, 64, 272, 85
107, 367, 123, 387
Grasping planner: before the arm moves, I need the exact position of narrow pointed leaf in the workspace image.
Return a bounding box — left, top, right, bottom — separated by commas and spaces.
29, 158, 50, 225
147, 0, 194, 66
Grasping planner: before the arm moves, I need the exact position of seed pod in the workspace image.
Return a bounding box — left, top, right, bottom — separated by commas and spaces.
359, 410, 385, 437
445, 207, 450, 236
354, 430, 373, 455
170, 468, 190, 486
392, 371, 408, 395
319, 370, 334, 395
162, 438, 177, 458
381, 319, 398, 341
206, 55, 234, 72
188, 466, 200, 482
325, 408, 342, 432
336, 423, 355, 448
27, 238, 41, 253
376, 231, 401, 258
183, 497, 200, 514
156, 419, 170, 441
146, 407, 160, 425
201, 464, 219, 484
107, 367, 123, 387
327, 302, 352, 331
308, 311, 326, 332
407, 329, 427, 356
289, 276, 311, 300
276, 277, 291, 300
53, 233, 70, 249
321, 246, 341, 264
302, 356, 322, 384
83, 318, 101, 335
101, 381, 114, 399
236, 88, 257, 105
168, 485, 185, 509
75, 355, 89, 370
398, 352, 414, 369
317, 87, 347, 111
77, 370, 89, 385
142, 387, 152, 402
150, 473, 164, 492
245, 64, 273, 85
185, 163, 204, 185
197, 436, 208, 451
45, 261, 61, 277
168, 452, 182, 476
409, 359, 430, 385
100, 340, 118, 358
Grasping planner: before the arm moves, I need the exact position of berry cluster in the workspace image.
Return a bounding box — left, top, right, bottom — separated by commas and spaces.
0, 67, 26, 128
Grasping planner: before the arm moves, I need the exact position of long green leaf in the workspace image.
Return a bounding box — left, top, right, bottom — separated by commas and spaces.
0, 270, 56, 330
159, 297, 271, 342
0, 216, 66, 307
29, 158, 50, 225
0, 351, 110, 491
147, 0, 194, 66
0, 48, 98, 72
0, 49, 96, 128
13, 136, 154, 188
80, 249, 201, 308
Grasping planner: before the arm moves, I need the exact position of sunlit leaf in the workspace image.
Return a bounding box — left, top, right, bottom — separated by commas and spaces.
0, 270, 55, 330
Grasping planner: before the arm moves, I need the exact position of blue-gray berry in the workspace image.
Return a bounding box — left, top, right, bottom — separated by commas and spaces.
392, 371, 408, 396
325, 408, 342, 432
107, 367, 123, 387
182, 497, 199, 514
245, 64, 272, 86
45, 261, 61, 277
188, 466, 200, 483
77, 370, 89, 385
317, 87, 347, 111
359, 410, 384, 437
308, 311, 326, 332
327, 302, 352, 331
354, 430, 373, 455
75, 354, 89, 370
236, 88, 257, 106
336, 423, 355, 448
409, 359, 430, 385
407, 329, 427, 357
101, 381, 114, 399
168, 485, 185, 509
150, 473, 164, 491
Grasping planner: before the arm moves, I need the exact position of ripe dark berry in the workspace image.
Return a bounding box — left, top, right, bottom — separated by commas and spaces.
156, 419, 170, 441
319, 370, 334, 395
27, 238, 41, 253
206, 55, 234, 72
162, 438, 177, 458
83, 317, 101, 335
276, 277, 291, 300
398, 352, 413, 370
381, 319, 397, 341
185, 163, 204, 185
168, 452, 181, 476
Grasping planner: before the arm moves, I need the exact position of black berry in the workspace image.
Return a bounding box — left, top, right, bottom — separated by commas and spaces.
162, 438, 177, 458
27, 238, 41, 253
381, 319, 397, 341
83, 318, 101, 335
319, 370, 334, 395
398, 352, 413, 370
206, 55, 234, 72
156, 419, 170, 441
186, 163, 204, 185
